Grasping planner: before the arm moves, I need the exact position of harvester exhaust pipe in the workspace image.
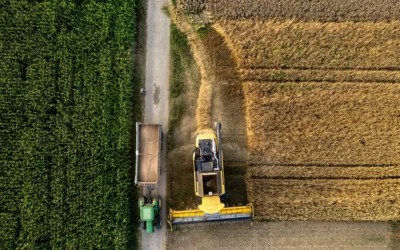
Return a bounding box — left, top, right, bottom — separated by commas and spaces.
215, 122, 222, 169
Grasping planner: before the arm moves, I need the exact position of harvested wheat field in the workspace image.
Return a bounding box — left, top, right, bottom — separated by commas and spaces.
244, 82, 400, 165
204, 0, 400, 21
209, 17, 400, 221
214, 20, 400, 69
168, 221, 394, 249
239, 69, 400, 83
249, 166, 400, 179
249, 179, 400, 220
242, 81, 400, 220
174, 0, 400, 225
243, 82, 400, 220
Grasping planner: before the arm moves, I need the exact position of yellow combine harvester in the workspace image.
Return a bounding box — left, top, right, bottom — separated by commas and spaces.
168, 122, 254, 228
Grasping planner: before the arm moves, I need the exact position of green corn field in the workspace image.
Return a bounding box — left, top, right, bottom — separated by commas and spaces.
0, 0, 138, 249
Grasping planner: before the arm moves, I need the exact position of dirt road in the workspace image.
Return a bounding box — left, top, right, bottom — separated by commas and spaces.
142, 0, 170, 249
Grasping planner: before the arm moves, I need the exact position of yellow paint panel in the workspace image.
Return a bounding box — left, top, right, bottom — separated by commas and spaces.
199, 196, 225, 214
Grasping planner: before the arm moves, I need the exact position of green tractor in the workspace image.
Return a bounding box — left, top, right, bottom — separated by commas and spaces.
138, 196, 161, 233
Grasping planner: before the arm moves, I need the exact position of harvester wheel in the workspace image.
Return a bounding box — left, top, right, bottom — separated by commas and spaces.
140, 221, 146, 230
194, 148, 200, 159
196, 196, 202, 205
221, 193, 229, 202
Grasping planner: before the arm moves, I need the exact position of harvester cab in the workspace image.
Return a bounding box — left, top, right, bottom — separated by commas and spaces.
169, 122, 254, 229
138, 196, 161, 234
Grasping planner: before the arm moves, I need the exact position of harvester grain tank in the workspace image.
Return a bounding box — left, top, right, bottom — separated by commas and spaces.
135, 122, 163, 234
168, 122, 254, 228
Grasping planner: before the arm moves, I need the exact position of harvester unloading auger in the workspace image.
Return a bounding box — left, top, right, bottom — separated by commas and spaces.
168, 122, 254, 229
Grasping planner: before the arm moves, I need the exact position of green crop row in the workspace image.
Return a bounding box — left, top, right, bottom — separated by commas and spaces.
0, 1, 138, 249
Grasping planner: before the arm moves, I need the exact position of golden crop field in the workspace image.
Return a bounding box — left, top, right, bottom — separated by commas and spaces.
213, 20, 400, 220
239, 69, 400, 83
248, 165, 400, 220
214, 20, 400, 69
249, 166, 400, 179
249, 179, 400, 220
204, 0, 400, 21
174, 0, 400, 221
243, 81, 400, 165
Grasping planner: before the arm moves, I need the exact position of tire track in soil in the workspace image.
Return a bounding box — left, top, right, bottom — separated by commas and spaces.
169, 6, 249, 206
202, 27, 249, 206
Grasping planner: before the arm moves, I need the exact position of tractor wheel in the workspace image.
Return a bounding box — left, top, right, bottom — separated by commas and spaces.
138, 197, 145, 209
155, 218, 161, 230
140, 221, 146, 230
161, 133, 163, 150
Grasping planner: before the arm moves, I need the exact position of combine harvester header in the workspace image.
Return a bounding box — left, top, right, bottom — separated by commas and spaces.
169, 204, 254, 226
168, 122, 254, 229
